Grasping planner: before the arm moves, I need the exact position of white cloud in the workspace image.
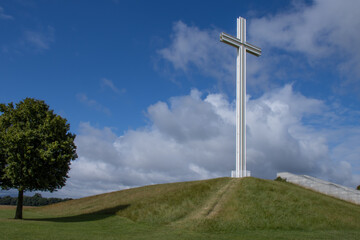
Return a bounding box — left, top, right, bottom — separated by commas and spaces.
76, 93, 111, 116
23, 27, 55, 51
159, 1, 360, 93
249, 0, 360, 80
0, 6, 13, 20
157, 21, 281, 91
158, 21, 235, 84
54, 86, 360, 198
101, 78, 125, 94
246, 85, 327, 177
1, 26, 55, 55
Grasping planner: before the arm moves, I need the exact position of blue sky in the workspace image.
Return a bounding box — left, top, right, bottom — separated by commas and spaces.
1, 0, 360, 198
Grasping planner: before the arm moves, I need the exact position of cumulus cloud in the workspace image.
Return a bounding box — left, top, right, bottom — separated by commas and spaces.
157, 20, 283, 92
247, 85, 327, 176
249, 0, 360, 81
158, 21, 235, 85
159, 1, 360, 92
54, 86, 360, 198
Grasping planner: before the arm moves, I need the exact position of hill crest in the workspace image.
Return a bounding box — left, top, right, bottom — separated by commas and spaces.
34, 177, 360, 231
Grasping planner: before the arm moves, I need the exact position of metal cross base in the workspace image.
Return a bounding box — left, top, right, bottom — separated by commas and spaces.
231, 170, 251, 178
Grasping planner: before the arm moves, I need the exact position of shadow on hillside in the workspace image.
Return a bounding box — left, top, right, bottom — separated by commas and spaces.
25, 204, 130, 223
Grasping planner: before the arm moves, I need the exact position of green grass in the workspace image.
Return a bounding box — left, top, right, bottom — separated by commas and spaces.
1, 177, 360, 239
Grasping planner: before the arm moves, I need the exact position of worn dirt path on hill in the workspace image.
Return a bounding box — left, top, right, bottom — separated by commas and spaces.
205, 178, 239, 218
174, 178, 239, 225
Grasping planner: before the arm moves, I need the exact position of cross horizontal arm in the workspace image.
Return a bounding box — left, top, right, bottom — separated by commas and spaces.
244, 42, 262, 57
220, 32, 242, 48
220, 32, 261, 57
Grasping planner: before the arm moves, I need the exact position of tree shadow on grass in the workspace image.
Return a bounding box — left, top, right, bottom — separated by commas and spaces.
25, 204, 130, 223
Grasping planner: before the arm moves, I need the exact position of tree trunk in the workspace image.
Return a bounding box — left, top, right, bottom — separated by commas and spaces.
15, 189, 23, 219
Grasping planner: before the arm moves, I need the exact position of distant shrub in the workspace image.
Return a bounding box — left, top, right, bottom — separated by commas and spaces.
274, 176, 287, 182
0, 193, 72, 206
357, 185, 360, 191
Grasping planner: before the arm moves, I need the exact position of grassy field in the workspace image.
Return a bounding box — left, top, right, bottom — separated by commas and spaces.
0, 177, 359, 239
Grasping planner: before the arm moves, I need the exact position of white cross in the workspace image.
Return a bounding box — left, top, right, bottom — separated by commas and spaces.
220, 17, 261, 178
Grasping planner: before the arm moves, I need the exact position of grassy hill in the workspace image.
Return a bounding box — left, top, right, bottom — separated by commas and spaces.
1, 177, 360, 239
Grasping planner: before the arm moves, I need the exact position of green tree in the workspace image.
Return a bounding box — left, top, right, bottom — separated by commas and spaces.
357, 185, 360, 191
0, 98, 77, 219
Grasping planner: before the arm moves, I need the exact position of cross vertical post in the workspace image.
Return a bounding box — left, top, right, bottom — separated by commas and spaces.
220, 17, 261, 178
237, 17, 246, 178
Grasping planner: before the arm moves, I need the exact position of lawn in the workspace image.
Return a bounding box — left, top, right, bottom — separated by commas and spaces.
0, 209, 358, 240
1, 177, 359, 239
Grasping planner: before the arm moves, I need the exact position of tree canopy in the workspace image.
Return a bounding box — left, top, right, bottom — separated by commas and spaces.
0, 98, 77, 219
